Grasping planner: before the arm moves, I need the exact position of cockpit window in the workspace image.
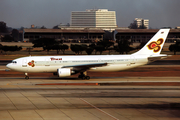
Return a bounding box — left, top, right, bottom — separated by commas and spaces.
12, 61, 17, 63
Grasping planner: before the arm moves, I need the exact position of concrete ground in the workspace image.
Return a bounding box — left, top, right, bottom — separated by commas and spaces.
0, 77, 180, 120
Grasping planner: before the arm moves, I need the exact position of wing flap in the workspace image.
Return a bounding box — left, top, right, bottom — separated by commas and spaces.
62, 63, 107, 71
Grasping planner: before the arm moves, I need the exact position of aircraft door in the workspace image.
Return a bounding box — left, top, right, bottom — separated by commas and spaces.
22, 59, 28, 67
45, 59, 50, 66
130, 56, 136, 65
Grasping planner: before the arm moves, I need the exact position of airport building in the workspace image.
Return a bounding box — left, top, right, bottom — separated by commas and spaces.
134, 18, 149, 29
23, 29, 105, 43
115, 29, 180, 43
23, 28, 180, 43
71, 9, 117, 28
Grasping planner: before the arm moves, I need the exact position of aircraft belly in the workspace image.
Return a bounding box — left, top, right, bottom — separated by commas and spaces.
27, 66, 58, 73
89, 63, 145, 72
12, 67, 29, 72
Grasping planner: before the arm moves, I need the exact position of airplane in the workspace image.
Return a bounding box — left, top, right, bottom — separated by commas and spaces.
6, 29, 170, 80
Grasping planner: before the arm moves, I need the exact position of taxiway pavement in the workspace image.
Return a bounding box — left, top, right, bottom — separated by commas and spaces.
0, 77, 180, 120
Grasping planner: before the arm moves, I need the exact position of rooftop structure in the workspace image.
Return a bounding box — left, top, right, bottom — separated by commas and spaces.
134, 18, 149, 29
71, 9, 117, 28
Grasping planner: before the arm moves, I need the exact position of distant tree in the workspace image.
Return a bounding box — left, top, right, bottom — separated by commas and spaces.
97, 40, 114, 50
94, 40, 114, 54
70, 40, 114, 55
2, 45, 22, 54
53, 25, 59, 29
61, 44, 69, 54
2, 46, 9, 53
169, 42, 180, 55
9, 46, 22, 52
115, 39, 133, 54
94, 45, 105, 55
50, 44, 68, 54
128, 23, 138, 29
0, 44, 3, 54
139, 25, 147, 29
52, 44, 61, 54
33, 38, 57, 48
70, 44, 80, 55
43, 45, 53, 54
32, 38, 58, 54
86, 47, 94, 55
1, 35, 14, 42
41, 26, 47, 29
0, 21, 8, 33
89, 43, 96, 48
80, 44, 87, 54
12, 29, 19, 41
70, 44, 87, 55
85, 43, 95, 55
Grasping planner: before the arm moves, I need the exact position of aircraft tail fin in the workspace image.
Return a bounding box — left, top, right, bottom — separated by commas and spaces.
133, 29, 170, 55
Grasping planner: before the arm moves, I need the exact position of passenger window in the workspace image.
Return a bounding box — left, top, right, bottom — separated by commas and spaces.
12, 61, 17, 63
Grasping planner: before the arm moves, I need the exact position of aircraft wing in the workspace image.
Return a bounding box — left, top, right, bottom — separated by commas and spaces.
62, 63, 107, 72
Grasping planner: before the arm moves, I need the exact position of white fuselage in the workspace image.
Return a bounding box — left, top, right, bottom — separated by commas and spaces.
6, 29, 170, 79
6, 54, 149, 73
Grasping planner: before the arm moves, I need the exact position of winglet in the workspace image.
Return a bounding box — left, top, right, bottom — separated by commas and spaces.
133, 29, 170, 55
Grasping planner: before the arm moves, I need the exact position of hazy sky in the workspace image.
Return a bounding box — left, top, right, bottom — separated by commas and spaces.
1, 0, 180, 28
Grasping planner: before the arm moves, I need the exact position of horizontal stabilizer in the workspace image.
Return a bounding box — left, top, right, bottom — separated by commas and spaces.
148, 54, 168, 62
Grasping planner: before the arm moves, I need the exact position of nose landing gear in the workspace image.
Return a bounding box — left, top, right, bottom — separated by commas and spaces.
25, 73, 29, 80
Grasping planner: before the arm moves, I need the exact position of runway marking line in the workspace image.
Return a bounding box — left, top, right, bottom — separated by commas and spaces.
80, 98, 119, 120
36, 82, 180, 86
36, 83, 99, 86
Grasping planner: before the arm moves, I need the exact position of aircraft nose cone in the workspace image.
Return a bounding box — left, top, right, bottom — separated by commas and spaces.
6, 63, 12, 69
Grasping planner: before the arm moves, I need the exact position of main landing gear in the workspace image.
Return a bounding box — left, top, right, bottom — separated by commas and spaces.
78, 72, 90, 80
24, 72, 90, 80
25, 73, 29, 80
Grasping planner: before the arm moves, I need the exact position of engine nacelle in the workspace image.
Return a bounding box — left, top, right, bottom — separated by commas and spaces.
57, 68, 71, 77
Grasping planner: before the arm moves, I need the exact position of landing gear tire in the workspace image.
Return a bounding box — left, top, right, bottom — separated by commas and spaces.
78, 74, 90, 80
78, 75, 82, 79
82, 76, 86, 80
85, 76, 90, 80
25, 76, 29, 80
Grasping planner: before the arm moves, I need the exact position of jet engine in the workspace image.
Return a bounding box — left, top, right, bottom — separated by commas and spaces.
57, 68, 71, 77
